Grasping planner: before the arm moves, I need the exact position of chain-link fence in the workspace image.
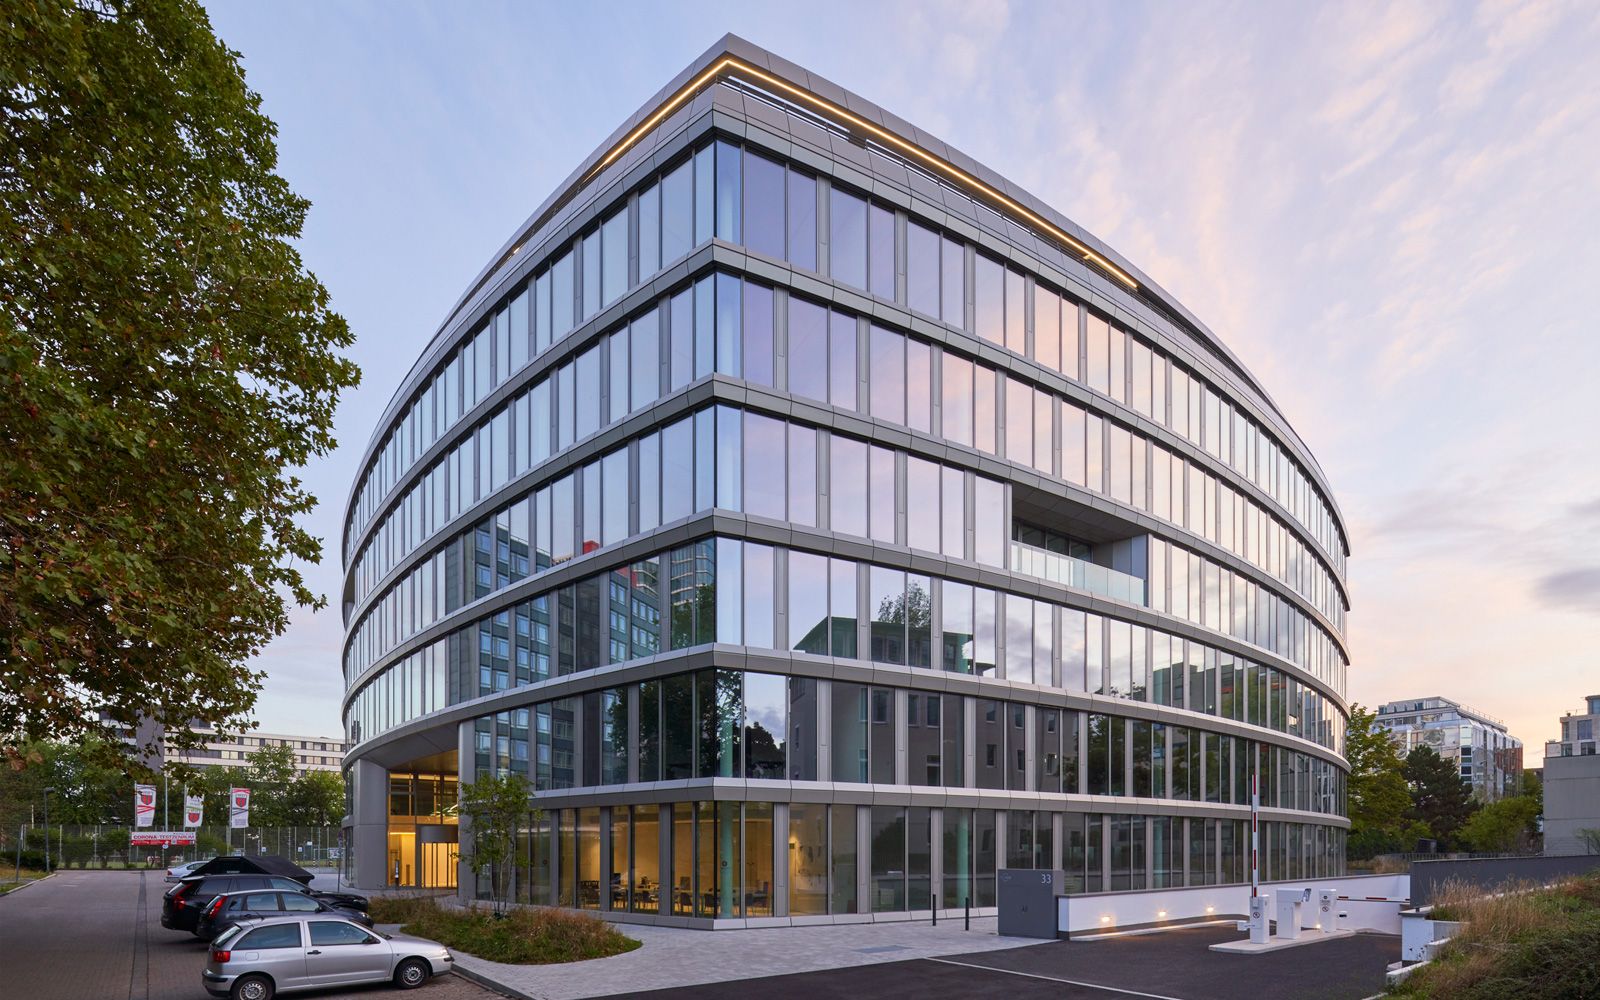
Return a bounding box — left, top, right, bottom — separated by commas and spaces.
6, 824, 343, 871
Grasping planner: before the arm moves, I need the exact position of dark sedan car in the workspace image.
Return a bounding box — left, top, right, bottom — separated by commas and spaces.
196, 888, 374, 941
162, 875, 369, 934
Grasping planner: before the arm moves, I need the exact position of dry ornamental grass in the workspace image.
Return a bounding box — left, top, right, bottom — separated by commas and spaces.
1391, 873, 1600, 999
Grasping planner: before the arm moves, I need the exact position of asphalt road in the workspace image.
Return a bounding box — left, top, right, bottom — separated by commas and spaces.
0, 869, 496, 1000
634, 924, 1401, 1000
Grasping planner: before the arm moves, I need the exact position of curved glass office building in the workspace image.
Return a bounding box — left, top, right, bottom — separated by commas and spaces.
339, 36, 1352, 925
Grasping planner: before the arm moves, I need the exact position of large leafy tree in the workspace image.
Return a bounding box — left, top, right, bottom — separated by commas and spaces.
0, 0, 359, 764
1404, 745, 1477, 848
1343, 703, 1411, 857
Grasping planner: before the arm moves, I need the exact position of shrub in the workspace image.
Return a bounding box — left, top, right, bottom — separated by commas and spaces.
369, 897, 641, 964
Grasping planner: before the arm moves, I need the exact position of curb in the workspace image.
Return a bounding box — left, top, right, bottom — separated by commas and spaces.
0, 872, 56, 897
451, 963, 544, 1000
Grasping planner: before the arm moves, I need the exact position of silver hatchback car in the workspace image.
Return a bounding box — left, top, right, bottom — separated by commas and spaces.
202, 914, 451, 1000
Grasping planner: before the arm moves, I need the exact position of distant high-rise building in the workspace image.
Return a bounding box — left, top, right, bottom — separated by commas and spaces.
1374, 697, 1523, 800
1544, 694, 1600, 760
1543, 695, 1600, 855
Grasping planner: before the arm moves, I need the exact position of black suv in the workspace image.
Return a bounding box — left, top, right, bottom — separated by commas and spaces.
194, 888, 374, 941
161, 875, 370, 934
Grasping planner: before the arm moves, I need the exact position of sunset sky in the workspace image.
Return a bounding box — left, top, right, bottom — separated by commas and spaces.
207, 0, 1600, 763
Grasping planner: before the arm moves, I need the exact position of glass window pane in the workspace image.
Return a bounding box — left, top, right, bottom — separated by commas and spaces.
1004, 269, 1025, 355
829, 435, 867, 537
830, 188, 867, 290
908, 221, 940, 317
868, 325, 904, 424
869, 567, 906, 665
788, 551, 829, 654
941, 467, 964, 558
869, 204, 894, 300
575, 345, 600, 441
832, 805, 858, 914
744, 412, 787, 520
974, 477, 1004, 567
715, 141, 740, 243
975, 366, 997, 454
744, 672, 785, 778
582, 230, 600, 320
744, 544, 774, 650
832, 682, 867, 782
743, 151, 784, 259
787, 170, 817, 270
907, 340, 931, 434
830, 558, 857, 659
907, 457, 939, 553
871, 806, 905, 912
630, 309, 659, 410
869, 445, 896, 544
975, 255, 1003, 346
788, 424, 817, 527
608, 330, 629, 425
602, 209, 627, 307
661, 160, 692, 265
694, 144, 714, 245
941, 237, 965, 326
942, 353, 973, 446
743, 282, 773, 387
829, 311, 857, 410
787, 297, 828, 403
639, 184, 660, 280
789, 803, 828, 915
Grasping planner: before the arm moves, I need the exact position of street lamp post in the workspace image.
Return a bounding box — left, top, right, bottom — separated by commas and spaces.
42, 787, 55, 874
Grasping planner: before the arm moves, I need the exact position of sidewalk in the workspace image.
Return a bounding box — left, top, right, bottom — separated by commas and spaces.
435, 915, 1039, 1000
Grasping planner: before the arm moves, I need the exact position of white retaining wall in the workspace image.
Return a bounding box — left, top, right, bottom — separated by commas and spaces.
1058, 874, 1410, 936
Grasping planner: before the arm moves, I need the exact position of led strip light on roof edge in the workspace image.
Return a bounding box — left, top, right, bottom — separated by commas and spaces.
581, 55, 1140, 291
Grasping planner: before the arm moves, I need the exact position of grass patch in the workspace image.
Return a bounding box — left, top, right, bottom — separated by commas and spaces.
368, 896, 641, 964
1389, 873, 1600, 999
0, 869, 50, 894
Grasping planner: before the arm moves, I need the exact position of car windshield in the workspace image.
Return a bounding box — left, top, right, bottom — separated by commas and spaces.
212, 924, 248, 948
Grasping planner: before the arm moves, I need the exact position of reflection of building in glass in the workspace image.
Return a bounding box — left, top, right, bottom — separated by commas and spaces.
339, 36, 1353, 920
1375, 697, 1524, 800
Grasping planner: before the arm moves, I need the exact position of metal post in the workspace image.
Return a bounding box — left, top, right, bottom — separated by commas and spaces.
964, 895, 970, 931
1250, 754, 1260, 898
933, 893, 938, 926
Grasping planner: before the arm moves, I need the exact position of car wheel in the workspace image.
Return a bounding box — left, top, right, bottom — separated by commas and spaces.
230, 974, 274, 1000
393, 958, 430, 990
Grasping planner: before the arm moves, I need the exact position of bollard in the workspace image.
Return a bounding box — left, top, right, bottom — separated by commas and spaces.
965, 896, 970, 931
933, 894, 938, 927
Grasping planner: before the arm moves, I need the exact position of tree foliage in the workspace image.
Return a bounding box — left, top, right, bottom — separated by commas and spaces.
0, 0, 359, 763
0, 737, 346, 836
1344, 703, 1412, 857
1460, 793, 1541, 853
1404, 745, 1477, 849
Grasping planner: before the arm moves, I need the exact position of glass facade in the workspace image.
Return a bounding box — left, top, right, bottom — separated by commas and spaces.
341, 43, 1352, 925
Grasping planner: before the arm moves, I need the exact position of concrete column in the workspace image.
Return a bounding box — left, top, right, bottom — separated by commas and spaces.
456, 719, 474, 902
348, 758, 389, 891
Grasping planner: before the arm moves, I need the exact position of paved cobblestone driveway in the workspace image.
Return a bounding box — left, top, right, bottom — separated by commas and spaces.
0, 869, 495, 1000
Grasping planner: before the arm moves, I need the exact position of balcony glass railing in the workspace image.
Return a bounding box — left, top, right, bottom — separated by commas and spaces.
1010, 540, 1146, 606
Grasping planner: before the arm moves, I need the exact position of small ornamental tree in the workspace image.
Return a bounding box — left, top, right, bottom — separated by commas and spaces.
457, 771, 534, 916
